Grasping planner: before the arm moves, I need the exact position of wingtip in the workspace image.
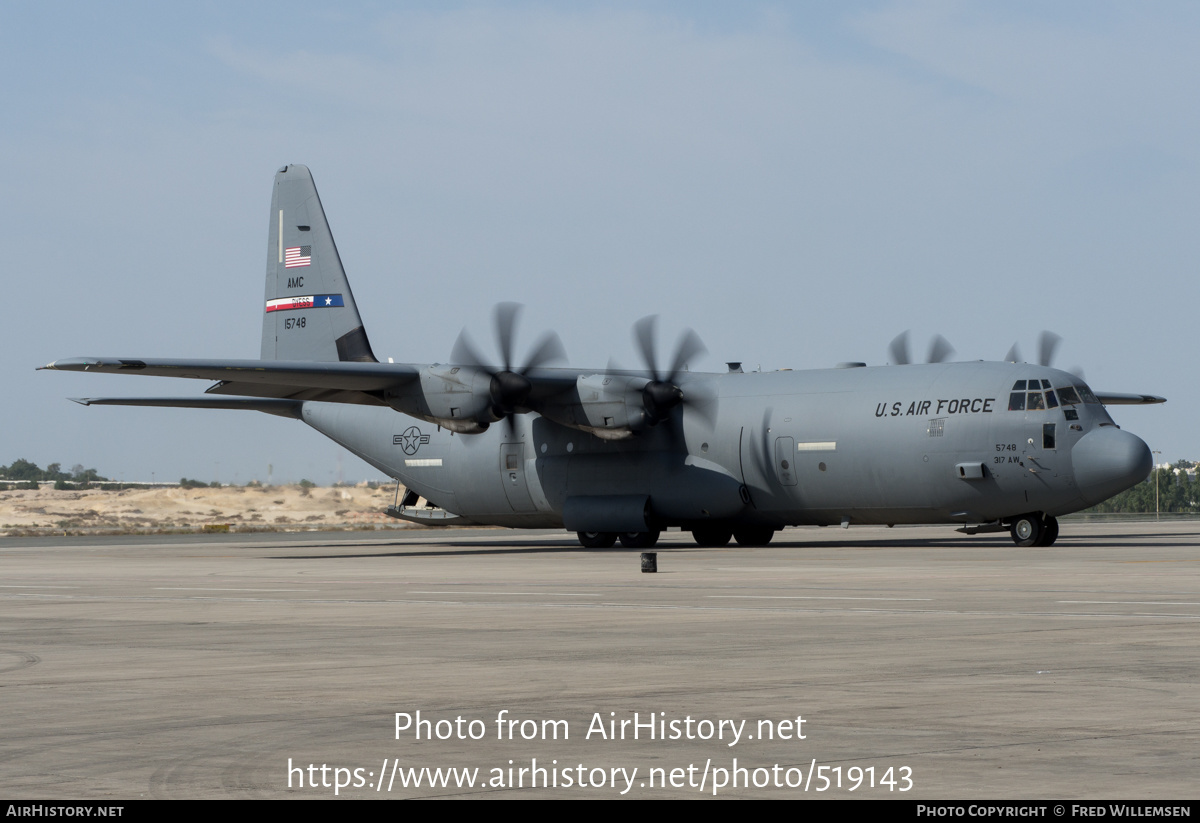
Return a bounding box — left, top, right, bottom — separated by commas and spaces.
68, 398, 93, 406
37, 357, 102, 372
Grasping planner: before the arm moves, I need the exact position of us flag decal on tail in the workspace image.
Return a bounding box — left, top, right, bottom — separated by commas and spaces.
284, 246, 312, 268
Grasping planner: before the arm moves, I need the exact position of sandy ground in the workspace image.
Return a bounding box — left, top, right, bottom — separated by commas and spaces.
0, 484, 416, 536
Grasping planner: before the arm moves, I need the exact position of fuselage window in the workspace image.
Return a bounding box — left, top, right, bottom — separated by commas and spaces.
1063, 408, 1079, 421
1043, 422, 1056, 450
1009, 392, 1026, 411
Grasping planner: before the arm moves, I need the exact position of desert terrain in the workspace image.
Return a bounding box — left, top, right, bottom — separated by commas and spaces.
0, 483, 417, 536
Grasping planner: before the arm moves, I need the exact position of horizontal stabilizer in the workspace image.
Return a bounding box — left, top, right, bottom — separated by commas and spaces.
42, 357, 418, 392
1095, 392, 1167, 406
70, 397, 303, 419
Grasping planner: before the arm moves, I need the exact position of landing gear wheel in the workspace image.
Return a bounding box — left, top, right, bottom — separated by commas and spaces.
619, 531, 661, 549
1036, 516, 1059, 547
733, 527, 775, 546
577, 531, 617, 549
691, 526, 733, 547
1010, 513, 1045, 547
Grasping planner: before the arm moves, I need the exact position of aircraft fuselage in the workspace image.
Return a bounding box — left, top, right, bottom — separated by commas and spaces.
301, 360, 1150, 532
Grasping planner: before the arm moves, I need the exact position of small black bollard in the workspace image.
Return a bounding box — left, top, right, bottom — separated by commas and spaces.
641, 552, 657, 573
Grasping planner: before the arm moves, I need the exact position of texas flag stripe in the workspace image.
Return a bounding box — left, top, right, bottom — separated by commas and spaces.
265, 294, 345, 312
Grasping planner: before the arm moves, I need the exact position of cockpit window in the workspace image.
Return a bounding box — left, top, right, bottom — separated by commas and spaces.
1010, 379, 1074, 412
1077, 385, 1100, 404
1057, 386, 1081, 406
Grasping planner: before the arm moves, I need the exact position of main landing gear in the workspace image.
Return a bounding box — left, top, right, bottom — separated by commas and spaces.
1009, 513, 1059, 547
619, 531, 660, 549
576, 531, 617, 549
575, 531, 661, 549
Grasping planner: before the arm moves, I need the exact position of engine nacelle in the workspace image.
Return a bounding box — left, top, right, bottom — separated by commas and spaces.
384, 365, 499, 434
536, 374, 651, 439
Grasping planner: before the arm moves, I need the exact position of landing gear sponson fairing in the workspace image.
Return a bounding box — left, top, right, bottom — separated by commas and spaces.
43, 165, 1164, 549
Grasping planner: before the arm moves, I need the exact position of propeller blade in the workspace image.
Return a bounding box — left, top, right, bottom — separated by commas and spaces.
667, 328, 706, 381
1037, 331, 1062, 368
888, 331, 911, 366
926, 335, 955, 364
451, 329, 487, 369
633, 315, 661, 382
519, 331, 567, 374
681, 378, 718, 428
1005, 343, 1021, 363
493, 302, 521, 371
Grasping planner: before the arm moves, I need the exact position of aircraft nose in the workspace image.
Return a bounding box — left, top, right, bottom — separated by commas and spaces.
1072, 428, 1152, 507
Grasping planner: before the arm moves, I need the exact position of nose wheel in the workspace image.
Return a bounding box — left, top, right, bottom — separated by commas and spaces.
1010, 513, 1059, 547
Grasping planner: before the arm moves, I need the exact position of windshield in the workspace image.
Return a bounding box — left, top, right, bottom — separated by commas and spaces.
1012, 379, 1100, 410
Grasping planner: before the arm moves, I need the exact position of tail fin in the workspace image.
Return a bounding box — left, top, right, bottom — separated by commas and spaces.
261, 165, 377, 362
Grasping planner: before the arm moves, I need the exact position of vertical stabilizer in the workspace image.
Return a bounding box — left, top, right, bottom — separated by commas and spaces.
261, 165, 376, 362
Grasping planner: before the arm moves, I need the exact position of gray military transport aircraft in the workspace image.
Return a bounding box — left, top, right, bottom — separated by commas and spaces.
43, 165, 1164, 549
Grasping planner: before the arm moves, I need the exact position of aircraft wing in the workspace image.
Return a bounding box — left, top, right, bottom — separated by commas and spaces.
42, 356, 422, 407
70, 397, 304, 418
41, 357, 419, 390
1095, 392, 1167, 406
43, 356, 581, 412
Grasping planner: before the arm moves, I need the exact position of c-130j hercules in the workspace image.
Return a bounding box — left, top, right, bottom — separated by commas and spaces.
44, 165, 1163, 549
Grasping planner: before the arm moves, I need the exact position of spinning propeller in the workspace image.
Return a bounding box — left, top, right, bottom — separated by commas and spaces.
451, 303, 567, 432
1004, 331, 1083, 379
631, 315, 710, 426
888, 331, 956, 365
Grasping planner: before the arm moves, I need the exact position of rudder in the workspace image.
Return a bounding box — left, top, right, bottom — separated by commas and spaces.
261, 165, 376, 362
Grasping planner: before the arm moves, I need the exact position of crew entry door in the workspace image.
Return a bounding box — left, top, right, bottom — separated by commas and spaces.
500, 443, 536, 512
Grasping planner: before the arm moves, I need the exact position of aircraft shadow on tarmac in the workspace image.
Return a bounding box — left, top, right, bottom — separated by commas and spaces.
263, 529, 1199, 560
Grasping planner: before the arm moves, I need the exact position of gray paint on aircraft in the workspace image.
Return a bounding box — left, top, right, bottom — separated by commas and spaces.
45, 167, 1163, 548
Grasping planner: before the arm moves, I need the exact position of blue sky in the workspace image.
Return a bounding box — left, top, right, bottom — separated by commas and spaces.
3, 1, 1196, 483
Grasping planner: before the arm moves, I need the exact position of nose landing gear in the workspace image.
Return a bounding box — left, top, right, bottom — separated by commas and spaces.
1010, 513, 1059, 547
